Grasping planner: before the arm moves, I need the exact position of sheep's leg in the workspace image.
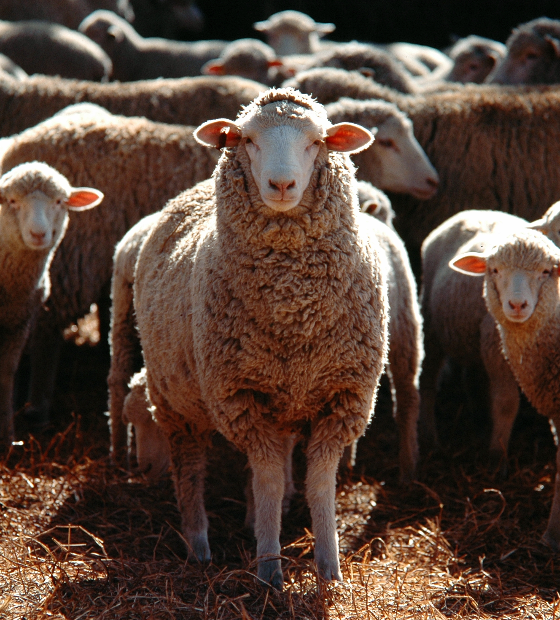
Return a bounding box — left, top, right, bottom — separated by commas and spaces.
0, 329, 28, 448
26, 315, 62, 428
481, 316, 520, 475
339, 440, 357, 471
418, 336, 444, 449
387, 363, 420, 483
246, 433, 291, 590
107, 279, 141, 463
542, 436, 560, 550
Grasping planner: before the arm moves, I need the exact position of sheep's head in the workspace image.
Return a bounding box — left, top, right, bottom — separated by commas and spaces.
447, 36, 506, 84
0, 162, 103, 250
195, 89, 373, 212
450, 230, 560, 325
528, 201, 560, 248
486, 17, 560, 85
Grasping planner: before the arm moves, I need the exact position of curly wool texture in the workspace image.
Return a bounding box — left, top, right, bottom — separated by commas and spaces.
135, 137, 388, 453
0, 74, 264, 138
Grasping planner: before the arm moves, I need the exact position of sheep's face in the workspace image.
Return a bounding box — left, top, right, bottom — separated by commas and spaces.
450, 232, 560, 324
364, 115, 439, 200
195, 103, 373, 212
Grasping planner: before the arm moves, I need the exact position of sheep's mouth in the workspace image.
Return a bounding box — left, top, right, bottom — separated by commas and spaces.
504, 310, 532, 323
411, 186, 438, 200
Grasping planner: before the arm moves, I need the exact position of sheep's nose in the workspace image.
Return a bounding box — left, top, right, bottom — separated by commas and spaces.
508, 299, 528, 311
268, 179, 296, 194
30, 231, 46, 243
426, 177, 439, 189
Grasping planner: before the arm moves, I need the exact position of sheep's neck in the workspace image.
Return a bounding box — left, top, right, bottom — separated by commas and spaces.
498, 309, 560, 421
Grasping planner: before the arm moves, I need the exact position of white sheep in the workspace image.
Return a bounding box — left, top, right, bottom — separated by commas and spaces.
253, 10, 335, 56
78, 9, 227, 81
0, 106, 219, 430
132, 88, 388, 588
528, 200, 560, 246
0, 162, 102, 447
449, 228, 560, 549
419, 210, 528, 470
325, 97, 439, 200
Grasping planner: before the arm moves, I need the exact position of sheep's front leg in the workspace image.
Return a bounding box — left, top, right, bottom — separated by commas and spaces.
542, 432, 560, 550
0, 328, 29, 449
246, 431, 292, 591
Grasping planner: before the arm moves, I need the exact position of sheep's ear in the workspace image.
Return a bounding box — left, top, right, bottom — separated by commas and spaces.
316, 22, 335, 35
107, 24, 124, 43
361, 199, 379, 215
545, 34, 560, 57
194, 119, 242, 149
253, 20, 270, 32
66, 188, 104, 211
202, 60, 225, 75
449, 253, 487, 275
325, 122, 374, 154
527, 217, 548, 234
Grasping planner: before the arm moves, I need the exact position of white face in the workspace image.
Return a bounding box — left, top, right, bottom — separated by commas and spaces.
10, 189, 68, 250
372, 116, 439, 200
488, 261, 554, 322
244, 122, 323, 211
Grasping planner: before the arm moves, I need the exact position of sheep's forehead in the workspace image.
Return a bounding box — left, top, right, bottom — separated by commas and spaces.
0, 167, 71, 200
240, 101, 328, 137
489, 233, 560, 270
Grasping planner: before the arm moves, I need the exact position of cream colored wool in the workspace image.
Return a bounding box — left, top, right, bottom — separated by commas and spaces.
134, 90, 388, 586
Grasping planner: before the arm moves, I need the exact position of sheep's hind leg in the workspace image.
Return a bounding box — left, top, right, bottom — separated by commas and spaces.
542, 435, 560, 551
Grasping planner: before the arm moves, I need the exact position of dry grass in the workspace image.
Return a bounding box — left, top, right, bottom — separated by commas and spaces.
1, 324, 559, 619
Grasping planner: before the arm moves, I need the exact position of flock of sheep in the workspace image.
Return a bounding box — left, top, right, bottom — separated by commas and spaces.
2, 0, 560, 592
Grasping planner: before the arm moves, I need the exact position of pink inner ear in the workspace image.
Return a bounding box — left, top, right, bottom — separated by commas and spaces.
326, 125, 372, 153
194, 119, 242, 149
452, 254, 487, 274
67, 190, 102, 208
267, 59, 283, 67
203, 62, 225, 75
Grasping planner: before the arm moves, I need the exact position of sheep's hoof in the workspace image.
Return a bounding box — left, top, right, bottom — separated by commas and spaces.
186, 532, 211, 564
316, 559, 343, 582
257, 558, 283, 591
541, 531, 560, 552
488, 449, 508, 479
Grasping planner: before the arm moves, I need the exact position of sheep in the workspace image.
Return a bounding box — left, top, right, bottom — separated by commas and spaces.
78, 10, 227, 81
253, 10, 335, 56
310, 42, 419, 94
0, 20, 113, 82
419, 210, 528, 469
123, 368, 170, 480
357, 180, 395, 230
487, 17, 560, 85
383, 85, 560, 268
132, 88, 388, 588
445, 36, 507, 84
0, 106, 220, 429
283, 67, 407, 105
201, 38, 287, 87
0, 161, 102, 448
528, 200, 560, 246
0, 0, 134, 29
0, 73, 264, 138
383, 42, 453, 77
341, 213, 422, 483
449, 228, 560, 549
325, 97, 439, 200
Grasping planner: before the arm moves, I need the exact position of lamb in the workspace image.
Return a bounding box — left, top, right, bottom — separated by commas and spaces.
0, 106, 220, 428
486, 17, 560, 85
0, 19, 113, 82
283, 67, 407, 105
0, 162, 102, 448
325, 97, 439, 200
0, 73, 264, 138
419, 210, 528, 469
0, 0, 135, 29
357, 180, 395, 230
132, 88, 388, 588
202, 38, 286, 86
449, 228, 560, 549
253, 10, 335, 56
78, 10, 227, 81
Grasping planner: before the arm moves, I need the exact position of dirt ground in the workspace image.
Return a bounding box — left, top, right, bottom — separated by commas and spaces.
0, 312, 559, 619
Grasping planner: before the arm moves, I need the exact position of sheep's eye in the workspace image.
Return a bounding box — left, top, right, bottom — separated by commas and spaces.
313, 139, 322, 146
245, 137, 253, 144
56, 199, 62, 205
492, 267, 499, 274
377, 138, 395, 148
525, 51, 539, 60
543, 268, 551, 276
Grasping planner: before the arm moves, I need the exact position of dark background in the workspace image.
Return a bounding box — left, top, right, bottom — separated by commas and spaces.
194, 1, 560, 49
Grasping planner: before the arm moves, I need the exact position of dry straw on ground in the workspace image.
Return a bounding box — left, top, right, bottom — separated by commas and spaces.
0, 317, 559, 619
